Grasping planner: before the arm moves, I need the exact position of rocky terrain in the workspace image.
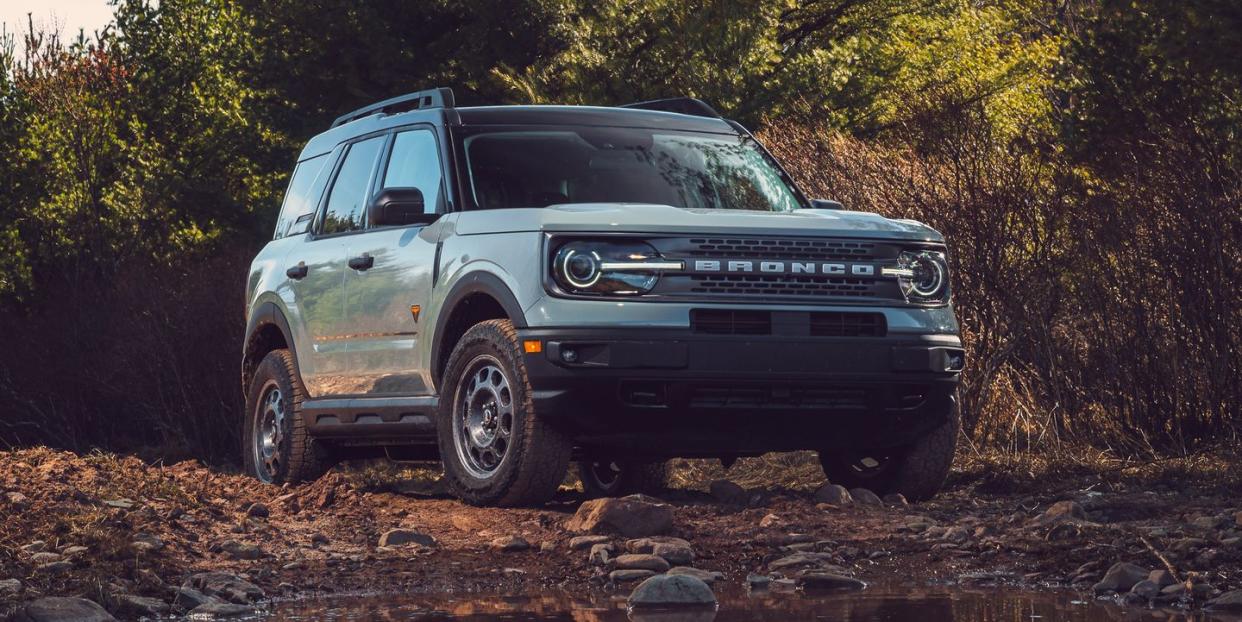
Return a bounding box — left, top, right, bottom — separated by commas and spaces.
2, 447, 1241, 620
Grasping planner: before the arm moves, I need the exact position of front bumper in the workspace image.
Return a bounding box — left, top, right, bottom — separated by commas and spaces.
519, 326, 963, 456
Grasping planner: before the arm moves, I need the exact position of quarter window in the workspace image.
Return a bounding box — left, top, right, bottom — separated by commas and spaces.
321, 136, 385, 235
381, 129, 443, 215
274, 153, 329, 239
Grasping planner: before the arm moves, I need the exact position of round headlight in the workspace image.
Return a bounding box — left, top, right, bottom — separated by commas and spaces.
557, 249, 602, 289
909, 253, 946, 298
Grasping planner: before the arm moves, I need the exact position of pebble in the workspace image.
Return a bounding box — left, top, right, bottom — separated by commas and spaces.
489, 535, 531, 552
708, 479, 749, 505
378, 529, 436, 548
613, 553, 671, 572
759, 513, 781, 527
609, 569, 656, 583
1093, 562, 1149, 594
883, 493, 909, 506
14, 597, 116, 621
569, 535, 611, 550
627, 574, 717, 608
0, 578, 22, 596
797, 570, 867, 591
30, 552, 62, 564
1035, 500, 1087, 525
114, 594, 170, 618
21, 541, 48, 554
36, 561, 74, 574
849, 488, 884, 507
1207, 590, 1242, 612
245, 503, 270, 518
813, 484, 853, 505
746, 573, 772, 589
665, 566, 723, 584
188, 602, 254, 618
589, 543, 612, 565
651, 542, 694, 566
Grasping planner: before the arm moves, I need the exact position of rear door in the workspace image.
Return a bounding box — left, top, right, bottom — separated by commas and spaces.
288, 135, 386, 397
343, 127, 447, 396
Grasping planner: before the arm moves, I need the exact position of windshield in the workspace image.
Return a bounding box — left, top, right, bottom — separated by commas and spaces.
462, 127, 804, 212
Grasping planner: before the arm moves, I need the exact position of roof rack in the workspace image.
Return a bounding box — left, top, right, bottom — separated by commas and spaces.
330, 87, 455, 129
620, 97, 721, 119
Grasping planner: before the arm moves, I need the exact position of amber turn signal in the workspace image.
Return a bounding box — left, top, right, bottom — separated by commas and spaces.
523, 340, 542, 354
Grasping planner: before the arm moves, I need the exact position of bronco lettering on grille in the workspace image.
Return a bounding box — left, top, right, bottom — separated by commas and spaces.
693, 259, 876, 277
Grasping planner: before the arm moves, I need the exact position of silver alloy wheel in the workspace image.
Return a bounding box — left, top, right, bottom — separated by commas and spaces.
253, 381, 286, 483
452, 356, 516, 479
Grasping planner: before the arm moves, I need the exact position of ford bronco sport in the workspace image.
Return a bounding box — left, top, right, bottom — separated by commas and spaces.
242, 88, 965, 506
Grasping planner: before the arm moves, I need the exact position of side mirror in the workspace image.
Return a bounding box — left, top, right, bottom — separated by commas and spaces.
369, 188, 435, 227
810, 198, 845, 210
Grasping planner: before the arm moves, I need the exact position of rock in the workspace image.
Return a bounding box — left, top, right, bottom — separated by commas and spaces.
1190, 516, 1222, 530
768, 552, 840, 572
490, 535, 530, 552
941, 526, 970, 544
13, 597, 116, 622
114, 594, 169, 618
665, 567, 723, 584
759, 513, 781, 528
565, 495, 673, 537
29, 552, 61, 564
1035, 500, 1087, 525
62, 546, 89, 557
36, 561, 74, 574
610, 569, 657, 583
883, 493, 909, 506
614, 553, 671, 572
102, 498, 135, 509
652, 542, 694, 566
628, 574, 717, 608
378, 529, 436, 548
708, 480, 748, 505
20, 541, 47, 554
770, 578, 798, 592
1092, 562, 1149, 594
1129, 580, 1160, 600
173, 587, 218, 610
449, 514, 484, 533
245, 503, 270, 518
746, 574, 772, 589
1148, 569, 1177, 587
0, 578, 22, 596
570, 535, 612, 550
188, 602, 254, 619
589, 543, 612, 566
310, 533, 330, 546
627, 536, 691, 553
540, 541, 555, 552
849, 488, 883, 507
130, 533, 166, 554
813, 484, 853, 505
797, 571, 867, 591
214, 540, 266, 560
185, 572, 265, 604
4, 492, 29, 508
1207, 590, 1242, 612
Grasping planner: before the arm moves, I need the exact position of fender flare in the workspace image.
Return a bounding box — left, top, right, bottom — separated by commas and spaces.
242, 301, 301, 393
430, 271, 528, 389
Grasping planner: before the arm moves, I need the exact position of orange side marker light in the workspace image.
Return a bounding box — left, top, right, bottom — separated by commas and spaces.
523, 340, 543, 354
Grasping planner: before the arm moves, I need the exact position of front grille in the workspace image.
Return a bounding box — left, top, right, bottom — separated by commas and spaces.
810, 312, 887, 337
689, 274, 876, 298
691, 309, 771, 335
688, 238, 879, 261
689, 385, 867, 410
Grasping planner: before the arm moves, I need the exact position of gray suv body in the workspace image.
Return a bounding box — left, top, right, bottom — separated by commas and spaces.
241, 88, 965, 506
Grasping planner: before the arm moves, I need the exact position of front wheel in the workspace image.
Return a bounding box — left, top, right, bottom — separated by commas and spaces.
243, 349, 334, 484
818, 393, 960, 501
578, 460, 669, 498
437, 319, 572, 507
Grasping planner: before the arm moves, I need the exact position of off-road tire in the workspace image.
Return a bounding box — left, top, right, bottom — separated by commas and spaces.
243, 349, 334, 484
818, 392, 960, 502
577, 460, 669, 498
437, 319, 572, 507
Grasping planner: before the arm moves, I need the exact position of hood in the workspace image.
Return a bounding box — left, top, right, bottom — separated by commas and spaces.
452, 203, 943, 242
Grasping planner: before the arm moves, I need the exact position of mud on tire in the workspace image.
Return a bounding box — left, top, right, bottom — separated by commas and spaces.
243, 349, 334, 484
818, 392, 960, 502
437, 319, 572, 507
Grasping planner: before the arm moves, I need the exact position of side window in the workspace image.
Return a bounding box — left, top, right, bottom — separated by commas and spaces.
381, 129, 442, 215
274, 153, 329, 239
320, 136, 385, 235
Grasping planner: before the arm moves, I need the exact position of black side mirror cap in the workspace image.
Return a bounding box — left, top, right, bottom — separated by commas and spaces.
810, 198, 845, 210
369, 188, 436, 227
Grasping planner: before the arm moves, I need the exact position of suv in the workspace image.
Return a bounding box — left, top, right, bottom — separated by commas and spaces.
242, 88, 964, 506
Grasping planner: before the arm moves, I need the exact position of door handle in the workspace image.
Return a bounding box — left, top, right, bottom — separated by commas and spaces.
286, 263, 308, 280
348, 254, 374, 271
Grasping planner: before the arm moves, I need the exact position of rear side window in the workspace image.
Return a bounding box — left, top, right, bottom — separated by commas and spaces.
320, 136, 385, 235
274, 153, 329, 239
381, 129, 443, 214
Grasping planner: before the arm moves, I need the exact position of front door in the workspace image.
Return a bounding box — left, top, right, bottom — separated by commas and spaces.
344, 128, 447, 396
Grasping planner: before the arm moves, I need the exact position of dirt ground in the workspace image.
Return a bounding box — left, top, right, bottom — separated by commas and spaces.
1, 447, 1240, 619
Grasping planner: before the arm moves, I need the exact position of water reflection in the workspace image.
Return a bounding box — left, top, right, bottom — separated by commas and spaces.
263, 583, 1228, 622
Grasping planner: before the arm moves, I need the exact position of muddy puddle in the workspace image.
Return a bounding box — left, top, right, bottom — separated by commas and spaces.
256, 583, 1236, 621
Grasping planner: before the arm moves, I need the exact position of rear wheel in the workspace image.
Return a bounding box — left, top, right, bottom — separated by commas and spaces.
818, 393, 960, 501
578, 460, 668, 498
437, 319, 572, 506
243, 349, 334, 484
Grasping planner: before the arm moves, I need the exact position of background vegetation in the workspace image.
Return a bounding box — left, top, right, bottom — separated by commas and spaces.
0, 0, 1237, 463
